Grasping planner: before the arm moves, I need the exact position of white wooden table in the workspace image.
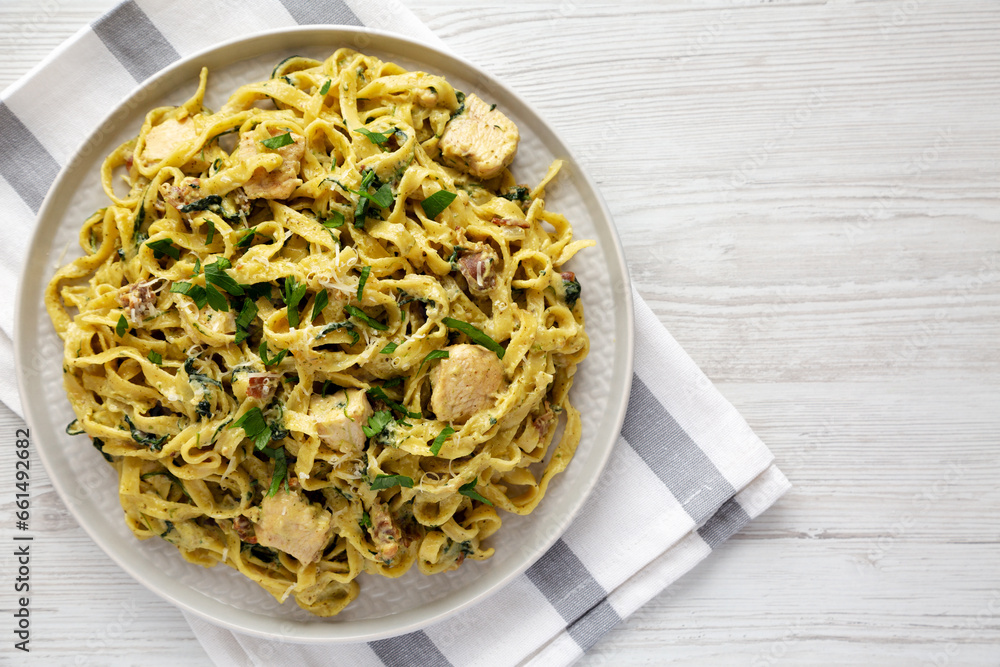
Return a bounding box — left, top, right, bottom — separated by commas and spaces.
2, 1, 999, 664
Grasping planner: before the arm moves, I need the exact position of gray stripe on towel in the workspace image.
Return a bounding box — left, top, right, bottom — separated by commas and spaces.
370, 631, 452, 667
566, 599, 622, 652
698, 496, 752, 549
0, 102, 62, 213
92, 0, 180, 83
278, 0, 363, 27
622, 375, 735, 524
526, 539, 607, 624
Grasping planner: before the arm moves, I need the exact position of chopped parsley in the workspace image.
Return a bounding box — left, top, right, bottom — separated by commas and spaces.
442, 317, 505, 359
147, 350, 163, 365
354, 127, 392, 146
204, 258, 244, 296
369, 474, 414, 491
261, 131, 294, 150
366, 386, 421, 419
417, 349, 449, 374
429, 425, 455, 456
204, 284, 229, 312
170, 282, 208, 309
282, 276, 308, 328
459, 480, 493, 506
362, 410, 394, 439
259, 341, 289, 367
379, 342, 398, 354
311, 289, 328, 322
316, 321, 360, 346
260, 446, 288, 497
229, 407, 271, 450
319, 79, 332, 96
322, 211, 345, 229
345, 304, 388, 331
420, 190, 457, 220
205, 219, 216, 244
115, 314, 128, 338
237, 228, 259, 248
357, 265, 371, 301
146, 238, 180, 260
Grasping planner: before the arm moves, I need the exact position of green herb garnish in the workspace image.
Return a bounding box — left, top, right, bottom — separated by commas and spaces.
345, 304, 388, 331
146, 238, 180, 260
261, 132, 294, 150
379, 342, 398, 354
357, 266, 371, 301
420, 190, 456, 219
354, 127, 392, 145
319, 79, 331, 96
322, 211, 345, 229
229, 407, 272, 450
369, 474, 414, 491
260, 446, 288, 497
170, 282, 208, 309
115, 314, 128, 337
362, 410, 394, 439
282, 276, 308, 328
259, 341, 289, 367
311, 289, 328, 322
205, 284, 229, 312
417, 349, 449, 375
366, 386, 422, 419
442, 317, 505, 359
147, 351, 162, 365
429, 425, 455, 456
459, 480, 493, 506
204, 258, 244, 297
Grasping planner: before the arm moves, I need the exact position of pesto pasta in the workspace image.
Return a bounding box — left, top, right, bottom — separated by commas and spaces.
46, 48, 591, 616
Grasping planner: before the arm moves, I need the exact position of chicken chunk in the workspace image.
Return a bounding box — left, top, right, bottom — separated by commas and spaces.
141, 117, 199, 168
439, 94, 519, 180
252, 488, 333, 563
430, 344, 505, 423
310, 389, 373, 452
232, 127, 305, 200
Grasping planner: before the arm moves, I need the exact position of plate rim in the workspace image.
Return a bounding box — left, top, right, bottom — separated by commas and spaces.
15, 24, 634, 643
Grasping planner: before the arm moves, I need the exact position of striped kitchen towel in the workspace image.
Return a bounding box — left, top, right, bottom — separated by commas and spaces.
0, 1, 790, 665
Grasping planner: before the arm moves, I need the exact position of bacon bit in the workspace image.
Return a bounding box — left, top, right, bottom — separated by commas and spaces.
125, 152, 134, 172
369, 503, 401, 564
491, 215, 529, 229
456, 551, 466, 566
246, 372, 279, 401
117, 279, 160, 323
457, 248, 498, 295
234, 516, 257, 544
560, 271, 576, 282
159, 177, 201, 212
533, 403, 556, 437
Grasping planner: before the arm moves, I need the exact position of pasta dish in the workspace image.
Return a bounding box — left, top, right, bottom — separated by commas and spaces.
45, 48, 591, 616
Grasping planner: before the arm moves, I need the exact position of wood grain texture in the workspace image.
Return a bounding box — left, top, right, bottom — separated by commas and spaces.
2, 1, 999, 665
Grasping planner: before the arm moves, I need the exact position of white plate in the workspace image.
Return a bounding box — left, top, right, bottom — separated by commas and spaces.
15, 26, 633, 643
